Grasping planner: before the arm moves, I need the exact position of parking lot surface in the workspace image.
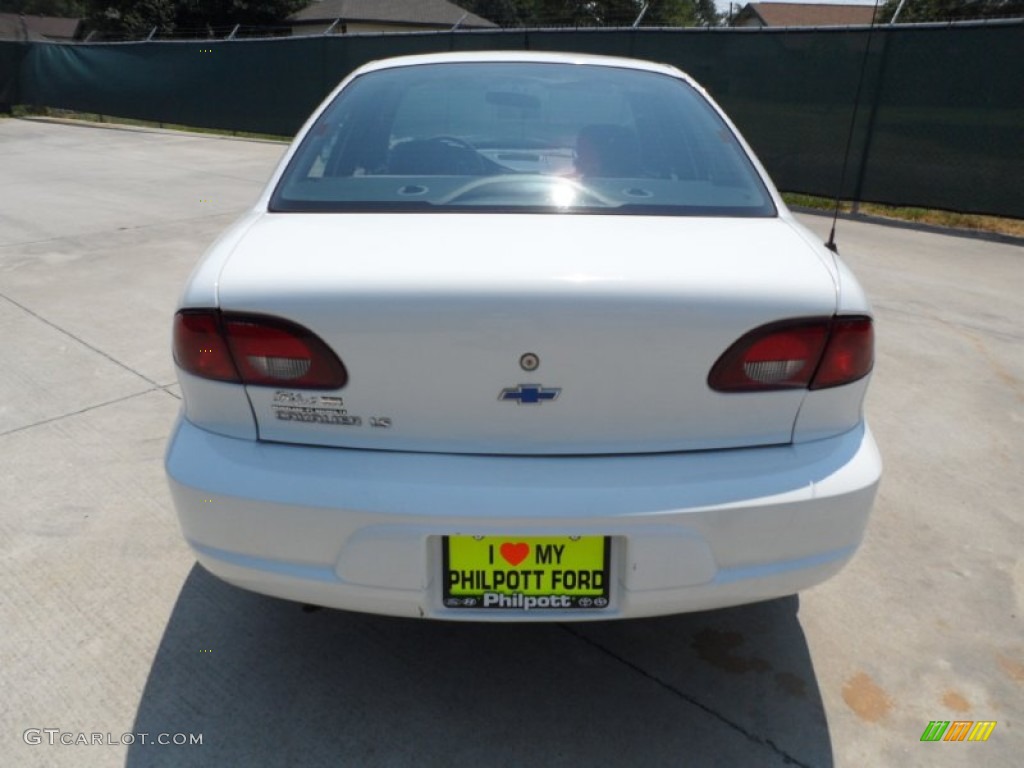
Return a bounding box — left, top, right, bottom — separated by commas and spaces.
0, 117, 1020, 767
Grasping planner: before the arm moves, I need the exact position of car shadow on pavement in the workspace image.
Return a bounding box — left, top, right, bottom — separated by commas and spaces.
128, 565, 832, 767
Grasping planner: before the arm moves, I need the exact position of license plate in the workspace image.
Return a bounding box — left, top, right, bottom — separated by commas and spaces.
442, 536, 610, 610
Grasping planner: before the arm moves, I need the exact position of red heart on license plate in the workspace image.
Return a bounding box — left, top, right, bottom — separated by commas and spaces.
500, 542, 530, 567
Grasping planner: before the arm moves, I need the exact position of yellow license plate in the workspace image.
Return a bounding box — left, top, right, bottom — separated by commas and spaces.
443, 536, 610, 610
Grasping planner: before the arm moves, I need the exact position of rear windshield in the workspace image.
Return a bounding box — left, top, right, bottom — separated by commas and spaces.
270, 62, 776, 217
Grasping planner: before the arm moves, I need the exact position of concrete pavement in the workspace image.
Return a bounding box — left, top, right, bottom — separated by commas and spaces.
0, 117, 1020, 767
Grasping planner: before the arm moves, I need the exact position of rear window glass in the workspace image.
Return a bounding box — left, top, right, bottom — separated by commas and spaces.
270, 62, 776, 217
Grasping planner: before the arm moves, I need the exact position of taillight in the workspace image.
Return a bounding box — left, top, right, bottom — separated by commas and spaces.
173, 311, 239, 383
810, 317, 874, 390
173, 310, 347, 389
709, 316, 872, 392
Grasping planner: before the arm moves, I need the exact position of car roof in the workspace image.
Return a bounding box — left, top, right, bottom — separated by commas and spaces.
351, 50, 697, 88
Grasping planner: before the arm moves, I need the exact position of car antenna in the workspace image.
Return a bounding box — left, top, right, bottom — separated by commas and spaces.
825, 0, 884, 254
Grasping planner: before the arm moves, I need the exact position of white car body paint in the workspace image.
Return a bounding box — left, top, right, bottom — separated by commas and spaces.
166, 51, 881, 620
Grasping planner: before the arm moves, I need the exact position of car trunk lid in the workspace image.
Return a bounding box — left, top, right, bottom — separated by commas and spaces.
216, 213, 837, 454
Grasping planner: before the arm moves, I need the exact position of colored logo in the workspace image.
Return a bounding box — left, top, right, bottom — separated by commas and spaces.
499, 542, 530, 566
920, 721, 996, 742
499, 384, 560, 405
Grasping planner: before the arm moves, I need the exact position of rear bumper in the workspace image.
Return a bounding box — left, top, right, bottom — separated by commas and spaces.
165, 419, 881, 621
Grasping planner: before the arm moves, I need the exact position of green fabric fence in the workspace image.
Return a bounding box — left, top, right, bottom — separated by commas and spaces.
0, 40, 27, 111
2, 21, 1022, 218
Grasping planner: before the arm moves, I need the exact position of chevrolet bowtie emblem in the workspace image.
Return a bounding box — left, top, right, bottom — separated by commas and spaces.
499, 384, 561, 405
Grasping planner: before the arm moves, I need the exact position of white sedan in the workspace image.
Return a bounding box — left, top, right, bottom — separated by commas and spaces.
166, 51, 880, 621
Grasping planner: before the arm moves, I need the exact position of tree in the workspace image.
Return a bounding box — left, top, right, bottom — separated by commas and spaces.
82, 0, 311, 38
459, 0, 526, 26
460, 0, 719, 27
174, 0, 311, 33
0, 0, 86, 14
84, 0, 176, 37
646, 0, 719, 26
689, 0, 720, 26
78, 0, 724, 38
878, 0, 1024, 23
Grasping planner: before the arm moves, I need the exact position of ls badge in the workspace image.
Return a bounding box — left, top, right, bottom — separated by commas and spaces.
499, 384, 561, 405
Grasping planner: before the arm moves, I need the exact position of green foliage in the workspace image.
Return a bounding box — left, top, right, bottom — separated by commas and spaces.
82, 0, 311, 37
85, 0, 176, 36
651, 0, 719, 26
74, 0, 722, 37
459, 0, 720, 27
459, 0, 527, 26
74, 0, 727, 38
175, 0, 311, 31
0, 0, 86, 14
878, 0, 1024, 23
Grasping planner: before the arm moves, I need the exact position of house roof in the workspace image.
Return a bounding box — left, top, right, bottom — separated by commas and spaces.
288, 0, 497, 29
734, 3, 877, 27
0, 12, 81, 41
